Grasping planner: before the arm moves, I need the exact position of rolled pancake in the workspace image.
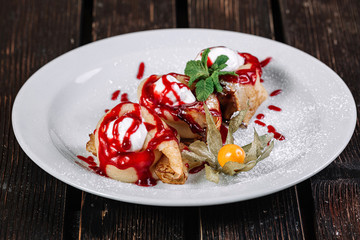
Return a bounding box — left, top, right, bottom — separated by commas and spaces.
217, 53, 268, 125
86, 102, 188, 185
138, 73, 222, 139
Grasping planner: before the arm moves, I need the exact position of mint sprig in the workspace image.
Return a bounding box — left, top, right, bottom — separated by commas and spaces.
185, 48, 238, 101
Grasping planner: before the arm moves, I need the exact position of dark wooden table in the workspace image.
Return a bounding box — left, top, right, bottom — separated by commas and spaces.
1, 0, 359, 239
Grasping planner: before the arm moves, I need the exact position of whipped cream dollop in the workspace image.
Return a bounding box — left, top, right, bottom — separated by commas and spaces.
105, 117, 148, 152
153, 74, 196, 106
195, 47, 245, 71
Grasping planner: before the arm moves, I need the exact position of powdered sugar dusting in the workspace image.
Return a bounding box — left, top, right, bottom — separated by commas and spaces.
23, 29, 354, 206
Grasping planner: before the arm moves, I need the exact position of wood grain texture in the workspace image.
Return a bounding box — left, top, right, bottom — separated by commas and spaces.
200, 188, 304, 240
278, 0, 360, 239
79, 193, 190, 239
92, 0, 176, 40
188, 0, 275, 39
0, 0, 82, 239
188, 0, 304, 239
79, 1, 191, 239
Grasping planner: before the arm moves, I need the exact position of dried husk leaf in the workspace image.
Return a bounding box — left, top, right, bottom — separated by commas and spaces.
188, 140, 214, 159
244, 132, 259, 163
220, 129, 275, 176
205, 164, 219, 183
203, 104, 222, 166
225, 109, 247, 145
222, 161, 247, 175
242, 133, 274, 152
257, 140, 274, 162
181, 150, 207, 163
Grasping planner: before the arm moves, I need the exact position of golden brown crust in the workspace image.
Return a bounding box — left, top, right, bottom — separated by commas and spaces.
137, 74, 222, 139
154, 155, 188, 184
86, 102, 186, 185
86, 133, 97, 156
219, 67, 268, 125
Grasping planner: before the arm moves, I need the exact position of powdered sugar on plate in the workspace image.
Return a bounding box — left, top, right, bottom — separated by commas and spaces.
12, 29, 356, 206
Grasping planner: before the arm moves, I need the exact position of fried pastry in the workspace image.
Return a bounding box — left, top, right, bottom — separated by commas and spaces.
138, 73, 222, 139
195, 47, 268, 125
86, 102, 188, 185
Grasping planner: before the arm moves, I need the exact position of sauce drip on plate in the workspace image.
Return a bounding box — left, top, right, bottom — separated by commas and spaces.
136, 62, 145, 80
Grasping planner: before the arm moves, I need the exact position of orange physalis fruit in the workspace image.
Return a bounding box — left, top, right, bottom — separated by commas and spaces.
217, 144, 245, 167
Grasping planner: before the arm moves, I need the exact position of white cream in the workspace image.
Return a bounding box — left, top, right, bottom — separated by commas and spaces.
106, 117, 148, 152
153, 75, 196, 106
195, 47, 244, 71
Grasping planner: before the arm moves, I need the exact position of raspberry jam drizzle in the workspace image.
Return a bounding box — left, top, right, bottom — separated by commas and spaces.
139, 73, 221, 135
270, 89, 282, 97
267, 125, 285, 141
94, 103, 177, 186
111, 90, 121, 100
254, 120, 266, 127
189, 162, 206, 174
220, 124, 228, 144
77, 155, 106, 176
136, 62, 145, 80
256, 114, 265, 120
253, 85, 285, 140
121, 93, 129, 102
220, 53, 262, 85
260, 57, 272, 67
268, 105, 282, 111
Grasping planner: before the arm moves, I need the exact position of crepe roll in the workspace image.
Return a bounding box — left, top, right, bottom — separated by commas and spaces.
86, 102, 188, 185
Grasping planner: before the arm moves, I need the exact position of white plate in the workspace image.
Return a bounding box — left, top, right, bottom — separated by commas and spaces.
12, 29, 356, 206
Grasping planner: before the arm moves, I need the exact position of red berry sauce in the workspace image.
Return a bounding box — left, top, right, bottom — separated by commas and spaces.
139, 73, 221, 135
270, 89, 282, 97
254, 120, 266, 127
79, 102, 178, 186
136, 62, 145, 80
189, 162, 206, 174
267, 125, 285, 141
220, 53, 262, 85
111, 90, 121, 100
268, 105, 282, 112
220, 124, 228, 144
260, 57, 272, 67
256, 114, 265, 120
121, 93, 129, 102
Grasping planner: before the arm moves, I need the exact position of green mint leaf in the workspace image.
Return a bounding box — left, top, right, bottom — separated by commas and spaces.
195, 77, 214, 101
185, 60, 209, 86
217, 63, 228, 71
211, 72, 223, 92
218, 71, 238, 76
201, 48, 211, 72
212, 55, 229, 69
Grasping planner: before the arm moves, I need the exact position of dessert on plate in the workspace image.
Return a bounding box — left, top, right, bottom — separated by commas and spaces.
194, 46, 268, 125
82, 46, 275, 186
138, 73, 222, 139
86, 102, 188, 185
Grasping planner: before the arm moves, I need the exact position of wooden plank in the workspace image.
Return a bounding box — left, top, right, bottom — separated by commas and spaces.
188, 0, 275, 39
278, 0, 360, 238
78, 1, 195, 239
0, 0, 82, 239
187, 0, 304, 239
92, 0, 176, 41
79, 194, 190, 239
200, 188, 304, 239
